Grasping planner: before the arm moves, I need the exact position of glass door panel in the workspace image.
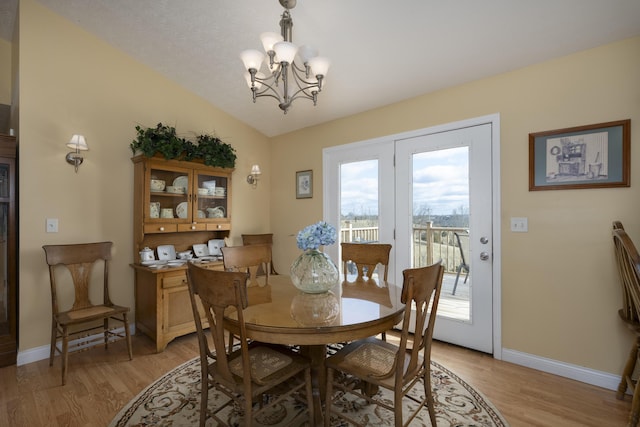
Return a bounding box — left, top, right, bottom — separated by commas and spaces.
340, 160, 383, 278
411, 147, 470, 322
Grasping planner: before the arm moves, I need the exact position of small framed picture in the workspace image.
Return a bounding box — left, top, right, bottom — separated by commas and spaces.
296, 170, 313, 199
529, 119, 630, 191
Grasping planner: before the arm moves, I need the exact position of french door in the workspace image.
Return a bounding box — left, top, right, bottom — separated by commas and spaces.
324, 115, 500, 355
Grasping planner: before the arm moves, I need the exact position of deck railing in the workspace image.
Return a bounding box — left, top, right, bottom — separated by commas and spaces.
340, 222, 468, 274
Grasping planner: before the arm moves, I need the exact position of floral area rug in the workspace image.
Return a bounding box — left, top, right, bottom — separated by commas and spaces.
109, 356, 509, 427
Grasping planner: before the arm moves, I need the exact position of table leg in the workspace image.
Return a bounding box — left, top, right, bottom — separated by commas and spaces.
300, 344, 327, 425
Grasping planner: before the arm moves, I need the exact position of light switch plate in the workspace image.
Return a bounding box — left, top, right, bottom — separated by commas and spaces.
510, 217, 528, 232
46, 218, 59, 233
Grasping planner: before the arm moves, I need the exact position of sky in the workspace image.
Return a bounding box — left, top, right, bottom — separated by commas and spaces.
340, 147, 469, 217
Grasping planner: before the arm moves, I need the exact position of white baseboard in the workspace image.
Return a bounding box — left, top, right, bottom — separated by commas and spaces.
16, 328, 621, 393
502, 347, 621, 391
17, 324, 136, 367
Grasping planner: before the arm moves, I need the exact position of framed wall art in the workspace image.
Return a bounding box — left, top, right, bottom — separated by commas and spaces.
529, 119, 630, 191
296, 170, 313, 199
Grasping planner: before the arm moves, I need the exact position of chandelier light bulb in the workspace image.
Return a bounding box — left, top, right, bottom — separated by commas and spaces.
297, 44, 318, 65
273, 41, 298, 64
240, 49, 265, 71
260, 32, 283, 53
308, 56, 330, 78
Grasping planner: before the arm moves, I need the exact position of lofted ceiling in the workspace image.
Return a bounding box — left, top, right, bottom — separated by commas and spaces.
2, 0, 640, 137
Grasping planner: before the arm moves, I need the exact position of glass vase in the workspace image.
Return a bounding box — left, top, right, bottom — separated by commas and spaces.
290, 249, 339, 294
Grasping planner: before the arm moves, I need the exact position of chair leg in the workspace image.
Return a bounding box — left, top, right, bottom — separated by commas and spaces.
324, 368, 334, 427
104, 318, 109, 349
630, 386, 640, 427
394, 383, 403, 427
123, 314, 133, 360
424, 368, 437, 427
199, 375, 208, 427
61, 327, 69, 386
463, 266, 470, 284
304, 367, 314, 424
49, 320, 57, 367
618, 336, 640, 399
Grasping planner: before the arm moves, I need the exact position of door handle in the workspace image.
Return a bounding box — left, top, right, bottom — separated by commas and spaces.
480, 237, 489, 244
480, 252, 490, 261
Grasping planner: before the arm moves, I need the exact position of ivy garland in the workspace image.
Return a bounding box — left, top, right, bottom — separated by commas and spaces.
130, 123, 237, 168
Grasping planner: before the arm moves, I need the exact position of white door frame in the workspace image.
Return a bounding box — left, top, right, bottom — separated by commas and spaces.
324, 114, 502, 359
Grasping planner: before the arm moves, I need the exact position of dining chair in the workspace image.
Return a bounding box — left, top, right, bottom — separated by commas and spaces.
42, 241, 133, 385
612, 221, 640, 427
324, 261, 444, 427
221, 244, 271, 288
242, 233, 278, 275
186, 263, 314, 427
452, 231, 470, 295
341, 242, 392, 282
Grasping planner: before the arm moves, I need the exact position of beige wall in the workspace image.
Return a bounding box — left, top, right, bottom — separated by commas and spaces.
17, 0, 271, 351
270, 36, 640, 376
0, 38, 11, 105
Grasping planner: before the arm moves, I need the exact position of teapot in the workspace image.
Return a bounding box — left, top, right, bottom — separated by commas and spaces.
206, 206, 225, 218
139, 247, 155, 262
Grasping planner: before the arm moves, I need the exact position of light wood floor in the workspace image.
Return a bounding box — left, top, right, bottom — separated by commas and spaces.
0, 331, 631, 427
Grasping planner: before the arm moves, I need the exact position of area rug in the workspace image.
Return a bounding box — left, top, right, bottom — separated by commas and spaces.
109, 356, 509, 427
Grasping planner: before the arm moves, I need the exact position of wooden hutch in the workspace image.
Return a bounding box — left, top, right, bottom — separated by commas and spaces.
131, 155, 232, 352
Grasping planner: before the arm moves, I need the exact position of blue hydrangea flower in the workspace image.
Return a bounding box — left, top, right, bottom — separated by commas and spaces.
296, 221, 337, 250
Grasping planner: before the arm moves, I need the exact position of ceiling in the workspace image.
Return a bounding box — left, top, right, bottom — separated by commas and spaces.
2, 0, 640, 137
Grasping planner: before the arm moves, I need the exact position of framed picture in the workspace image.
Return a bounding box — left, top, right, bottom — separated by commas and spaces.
529, 119, 630, 191
296, 170, 313, 199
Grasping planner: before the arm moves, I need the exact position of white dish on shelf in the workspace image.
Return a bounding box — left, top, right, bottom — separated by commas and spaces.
167, 260, 187, 267
173, 176, 188, 189
197, 210, 206, 218
149, 264, 167, 269
193, 244, 209, 257
157, 245, 176, 260
176, 202, 188, 218
208, 239, 225, 256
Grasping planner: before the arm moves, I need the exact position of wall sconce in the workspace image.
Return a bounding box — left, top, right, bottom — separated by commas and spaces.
246, 164, 261, 188
65, 134, 89, 173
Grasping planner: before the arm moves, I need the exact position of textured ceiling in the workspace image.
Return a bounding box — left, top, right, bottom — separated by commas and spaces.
3, 0, 640, 137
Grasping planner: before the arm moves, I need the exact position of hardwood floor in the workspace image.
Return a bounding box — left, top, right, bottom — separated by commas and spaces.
0, 332, 631, 426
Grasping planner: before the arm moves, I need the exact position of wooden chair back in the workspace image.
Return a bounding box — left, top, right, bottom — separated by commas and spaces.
43, 241, 113, 317
397, 262, 444, 382
221, 244, 271, 287
241, 233, 278, 275
611, 221, 640, 425
612, 222, 640, 323
187, 264, 250, 385
341, 242, 392, 281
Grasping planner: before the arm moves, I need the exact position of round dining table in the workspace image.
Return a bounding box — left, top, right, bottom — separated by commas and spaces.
223, 274, 406, 424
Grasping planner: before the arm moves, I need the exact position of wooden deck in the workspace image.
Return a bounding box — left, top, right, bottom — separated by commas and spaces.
438, 272, 470, 321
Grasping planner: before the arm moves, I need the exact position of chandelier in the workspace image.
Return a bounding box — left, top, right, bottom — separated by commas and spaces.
240, 0, 330, 114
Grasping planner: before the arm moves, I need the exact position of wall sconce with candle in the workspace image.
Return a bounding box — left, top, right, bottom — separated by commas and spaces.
65, 134, 89, 173
246, 164, 261, 188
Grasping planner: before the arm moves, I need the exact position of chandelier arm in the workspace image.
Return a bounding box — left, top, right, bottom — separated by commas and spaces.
289, 66, 322, 96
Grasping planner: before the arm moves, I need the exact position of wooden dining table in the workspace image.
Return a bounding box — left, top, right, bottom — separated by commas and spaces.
223, 274, 406, 424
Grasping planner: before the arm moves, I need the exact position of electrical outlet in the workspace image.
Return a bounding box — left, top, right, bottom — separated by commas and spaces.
510, 217, 528, 232
46, 218, 59, 233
